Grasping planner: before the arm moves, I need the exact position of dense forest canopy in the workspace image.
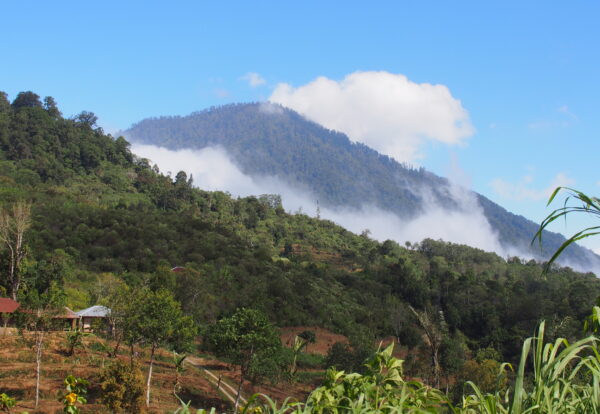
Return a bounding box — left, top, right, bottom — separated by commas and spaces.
126, 103, 600, 270
0, 90, 599, 379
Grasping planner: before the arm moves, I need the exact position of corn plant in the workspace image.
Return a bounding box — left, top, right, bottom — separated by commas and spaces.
533, 186, 600, 271
172, 397, 218, 414
457, 318, 600, 414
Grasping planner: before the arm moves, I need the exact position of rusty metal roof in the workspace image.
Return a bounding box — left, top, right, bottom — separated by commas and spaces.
0, 298, 20, 313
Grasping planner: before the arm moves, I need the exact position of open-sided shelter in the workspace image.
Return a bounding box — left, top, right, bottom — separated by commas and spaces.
76, 305, 111, 332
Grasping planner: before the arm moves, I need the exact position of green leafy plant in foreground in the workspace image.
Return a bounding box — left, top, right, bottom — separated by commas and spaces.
0, 393, 16, 413
231, 315, 600, 414
61, 375, 88, 414
533, 186, 600, 271
244, 343, 449, 413
458, 317, 600, 413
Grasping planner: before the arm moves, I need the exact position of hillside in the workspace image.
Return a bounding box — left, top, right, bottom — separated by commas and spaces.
125, 103, 600, 271
1, 90, 600, 392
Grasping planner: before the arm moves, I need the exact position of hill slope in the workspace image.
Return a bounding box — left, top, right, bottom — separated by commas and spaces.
2, 90, 600, 372
125, 103, 600, 271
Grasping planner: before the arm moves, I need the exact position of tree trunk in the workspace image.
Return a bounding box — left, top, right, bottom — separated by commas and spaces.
145, 345, 156, 407
35, 332, 43, 409
234, 377, 244, 412
432, 347, 441, 389
130, 343, 135, 367
0, 202, 31, 301
111, 334, 122, 357
2, 315, 8, 337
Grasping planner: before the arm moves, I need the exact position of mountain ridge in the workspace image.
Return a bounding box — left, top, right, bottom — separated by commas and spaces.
125, 102, 600, 273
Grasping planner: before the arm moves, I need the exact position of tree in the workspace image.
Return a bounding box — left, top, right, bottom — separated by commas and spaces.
74, 111, 98, 128
11, 91, 42, 110
43, 96, 61, 118
97, 279, 130, 357
0, 92, 10, 113
203, 308, 282, 410
0, 202, 32, 300
534, 187, 600, 271
409, 306, 445, 388
18, 283, 65, 409
124, 288, 196, 408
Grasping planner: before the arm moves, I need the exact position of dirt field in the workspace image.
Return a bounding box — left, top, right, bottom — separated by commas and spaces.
0, 332, 227, 413
0, 329, 328, 413
280, 326, 349, 355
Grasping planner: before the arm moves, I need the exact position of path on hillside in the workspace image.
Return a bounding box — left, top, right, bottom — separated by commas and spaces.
186, 356, 248, 407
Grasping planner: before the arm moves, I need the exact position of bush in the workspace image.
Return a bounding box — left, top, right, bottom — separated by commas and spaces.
98, 360, 145, 413
296, 352, 325, 369
325, 342, 355, 371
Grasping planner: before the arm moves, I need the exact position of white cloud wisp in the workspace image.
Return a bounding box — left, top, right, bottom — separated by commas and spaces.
491, 172, 575, 201
240, 72, 266, 87
131, 143, 506, 256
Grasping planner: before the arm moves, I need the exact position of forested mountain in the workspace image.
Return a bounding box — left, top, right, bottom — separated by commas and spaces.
1, 90, 599, 381
125, 103, 600, 272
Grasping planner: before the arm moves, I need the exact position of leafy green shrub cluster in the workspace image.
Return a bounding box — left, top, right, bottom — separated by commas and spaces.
98, 360, 146, 413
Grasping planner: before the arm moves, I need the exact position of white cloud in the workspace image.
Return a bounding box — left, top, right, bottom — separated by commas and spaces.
131, 143, 507, 256
490, 172, 575, 201
269, 71, 474, 162
240, 72, 266, 87
528, 105, 577, 130
214, 88, 230, 99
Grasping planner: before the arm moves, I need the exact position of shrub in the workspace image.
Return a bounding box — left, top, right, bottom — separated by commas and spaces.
296, 352, 325, 369
98, 360, 145, 413
0, 393, 16, 413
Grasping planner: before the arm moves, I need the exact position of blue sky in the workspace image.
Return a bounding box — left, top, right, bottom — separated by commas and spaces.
2, 1, 599, 251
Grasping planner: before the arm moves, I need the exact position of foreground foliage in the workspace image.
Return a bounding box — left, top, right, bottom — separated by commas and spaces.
534, 186, 600, 271
234, 312, 600, 414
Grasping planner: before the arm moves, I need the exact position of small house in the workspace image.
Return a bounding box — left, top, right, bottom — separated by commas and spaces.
54, 307, 80, 330
76, 305, 111, 332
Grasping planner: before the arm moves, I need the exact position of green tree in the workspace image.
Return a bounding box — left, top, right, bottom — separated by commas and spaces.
0, 92, 11, 113
11, 91, 42, 110
43, 96, 61, 118
124, 288, 196, 407
0, 202, 32, 300
18, 282, 65, 409
203, 308, 282, 410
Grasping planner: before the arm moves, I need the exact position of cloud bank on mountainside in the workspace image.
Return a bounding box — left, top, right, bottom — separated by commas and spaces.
269, 71, 474, 163
131, 143, 506, 256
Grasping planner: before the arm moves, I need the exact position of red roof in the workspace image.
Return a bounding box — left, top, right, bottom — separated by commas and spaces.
0, 298, 20, 313
56, 307, 80, 319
